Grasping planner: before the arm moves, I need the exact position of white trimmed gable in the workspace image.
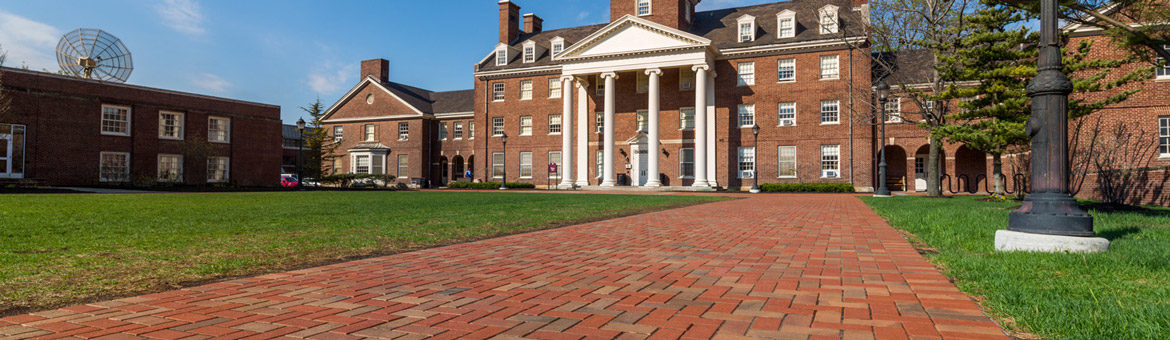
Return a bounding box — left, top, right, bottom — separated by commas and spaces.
776, 10, 796, 38
737, 14, 757, 42
321, 76, 426, 122
819, 5, 840, 34
557, 15, 711, 61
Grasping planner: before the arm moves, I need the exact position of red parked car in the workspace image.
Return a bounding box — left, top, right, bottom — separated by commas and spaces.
281, 174, 299, 188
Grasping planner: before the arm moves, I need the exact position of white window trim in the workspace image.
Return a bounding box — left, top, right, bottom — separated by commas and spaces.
519, 115, 533, 136
157, 154, 184, 182
777, 58, 796, 83
492, 152, 505, 179
99, 151, 130, 183
679, 107, 695, 131
492, 117, 505, 137
885, 98, 903, 123
820, 145, 841, 178
1159, 116, 1170, 158
522, 41, 536, 64
737, 15, 757, 43
820, 55, 840, 80
398, 122, 410, 141
636, 0, 652, 16
208, 157, 231, 183
1157, 45, 1170, 80
520, 80, 533, 100
549, 77, 562, 98
492, 83, 506, 102
819, 5, 840, 35
679, 148, 695, 179
364, 124, 376, 142
439, 123, 448, 141
495, 47, 508, 66
737, 62, 755, 86
397, 154, 410, 178
158, 111, 184, 140
777, 10, 796, 39
548, 114, 562, 135
778, 102, 796, 126
208, 116, 231, 144
737, 147, 756, 179
738, 104, 755, 128
778, 145, 798, 178
333, 126, 343, 143
519, 151, 533, 179
551, 37, 565, 57
101, 104, 132, 137
821, 100, 841, 125
454, 122, 464, 140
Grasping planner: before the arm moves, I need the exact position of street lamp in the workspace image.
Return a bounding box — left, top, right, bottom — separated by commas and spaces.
998, 0, 1108, 253
295, 118, 306, 189
499, 133, 508, 190
875, 80, 892, 197
750, 124, 760, 193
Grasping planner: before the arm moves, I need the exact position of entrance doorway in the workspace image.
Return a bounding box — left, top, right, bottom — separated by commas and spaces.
0, 124, 25, 179
630, 142, 649, 186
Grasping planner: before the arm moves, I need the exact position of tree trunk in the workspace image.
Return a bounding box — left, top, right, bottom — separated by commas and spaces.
993, 153, 1005, 195
927, 136, 943, 197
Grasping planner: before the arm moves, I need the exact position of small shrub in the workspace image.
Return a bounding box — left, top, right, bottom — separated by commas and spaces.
758, 183, 855, 193
448, 182, 536, 189
319, 174, 397, 188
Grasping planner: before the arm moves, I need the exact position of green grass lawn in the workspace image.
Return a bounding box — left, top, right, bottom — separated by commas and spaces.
0, 191, 725, 315
861, 195, 1170, 339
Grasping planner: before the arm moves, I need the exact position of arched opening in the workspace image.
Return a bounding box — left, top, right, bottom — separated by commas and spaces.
955, 145, 987, 193
467, 155, 476, 181
882, 145, 908, 191
439, 156, 449, 186
913, 144, 947, 192
452, 155, 465, 181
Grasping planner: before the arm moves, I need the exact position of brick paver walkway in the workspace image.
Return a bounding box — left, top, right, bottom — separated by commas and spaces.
0, 194, 1008, 339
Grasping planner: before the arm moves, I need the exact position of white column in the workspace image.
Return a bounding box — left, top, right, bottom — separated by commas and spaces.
600, 72, 618, 187
575, 78, 589, 186
645, 68, 662, 187
706, 69, 718, 187
559, 76, 575, 188
692, 65, 709, 187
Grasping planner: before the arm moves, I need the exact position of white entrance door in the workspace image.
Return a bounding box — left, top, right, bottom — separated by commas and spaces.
0, 124, 21, 179
914, 155, 926, 192
631, 143, 649, 186
0, 132, 9, 178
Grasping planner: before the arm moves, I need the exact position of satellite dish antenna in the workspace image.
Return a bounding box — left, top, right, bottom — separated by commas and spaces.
56, 28, 133, 82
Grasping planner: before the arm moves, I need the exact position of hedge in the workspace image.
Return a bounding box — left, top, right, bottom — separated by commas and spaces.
319, 174, 397, 188
447, 182, 536, 189
758, 183, 855, 193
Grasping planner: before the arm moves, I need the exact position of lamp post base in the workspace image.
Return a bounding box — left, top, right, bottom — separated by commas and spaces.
994, 230, 1109, 253
749, 187, 760, 193
872, 194, 893, 198
1008, 192, 1095, 237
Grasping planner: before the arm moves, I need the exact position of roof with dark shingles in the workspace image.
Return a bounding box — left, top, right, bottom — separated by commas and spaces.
872, 49, 935, 85
372, 81, 474, 114
477, 0, 865, 72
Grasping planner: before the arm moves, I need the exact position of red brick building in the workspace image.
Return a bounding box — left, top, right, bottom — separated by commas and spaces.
0, 67, 282, 187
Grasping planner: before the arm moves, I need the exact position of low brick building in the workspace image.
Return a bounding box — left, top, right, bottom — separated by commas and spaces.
0, 67, 282, 187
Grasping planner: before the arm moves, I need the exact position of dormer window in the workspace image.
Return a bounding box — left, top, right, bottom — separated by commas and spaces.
737, 15, 756, 43
495, 48, 507, 66
819, 5, 840, 34
637, 0, 651, 16
777, 10, 796, 38
550, 37, 565, 56
523, 41, 536, 63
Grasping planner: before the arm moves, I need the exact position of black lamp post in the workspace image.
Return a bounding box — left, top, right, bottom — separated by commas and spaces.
499, 133, 508, 190
999, 0, 1106, 253
295, 118, 306, 189
750, 124, 760, 193
875, 80, 892, 197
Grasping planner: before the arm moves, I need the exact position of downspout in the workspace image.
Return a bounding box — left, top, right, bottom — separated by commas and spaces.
480, 76, 489, 182
847, 42, 855, 187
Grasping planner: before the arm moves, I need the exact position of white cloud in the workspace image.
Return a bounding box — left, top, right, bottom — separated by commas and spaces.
156, 0, 206, 36
306, 62, 355, 95
0, 10, 61, 70
192, 73, 230, 93
577, 11, 591, 22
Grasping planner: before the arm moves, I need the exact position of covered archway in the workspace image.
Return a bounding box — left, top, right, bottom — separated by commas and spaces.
955, 145, 987, 193
882, 145, 908, 191
439, 156, 449, 186
467, 155, 476, 181
452, 155, 465, 180
913, 144, 947, 192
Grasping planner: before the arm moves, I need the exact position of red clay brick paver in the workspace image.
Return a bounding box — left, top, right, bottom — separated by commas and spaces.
0, 194, 1009, 339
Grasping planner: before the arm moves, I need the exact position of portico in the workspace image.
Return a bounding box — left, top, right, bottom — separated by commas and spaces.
555, 14, 719, 189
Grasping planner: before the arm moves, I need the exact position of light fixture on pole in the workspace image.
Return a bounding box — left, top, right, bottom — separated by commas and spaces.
750, 124, 760, 193
295, 118, 306, 189
499, 133, 509, 190
875, 80, 892, 197
996, 0, 1108, 253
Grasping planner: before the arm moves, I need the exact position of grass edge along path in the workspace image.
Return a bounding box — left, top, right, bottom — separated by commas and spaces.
860, 195, 1170, 339
0, 191, 729, 316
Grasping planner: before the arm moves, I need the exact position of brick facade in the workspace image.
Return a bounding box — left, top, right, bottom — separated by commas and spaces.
0, 67, 282, 187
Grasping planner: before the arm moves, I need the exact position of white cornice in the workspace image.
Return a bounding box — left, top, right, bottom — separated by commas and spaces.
717, 36, 867, 59
474, 65, 563, 79
322, 113, 429, 124
555, 14, 712, 62
435, 112, 475, 119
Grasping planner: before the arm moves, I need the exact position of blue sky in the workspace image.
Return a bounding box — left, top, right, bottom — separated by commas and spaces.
0, 0, 774, 124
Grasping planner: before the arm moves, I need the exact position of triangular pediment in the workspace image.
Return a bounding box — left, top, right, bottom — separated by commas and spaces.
557, 15, 710, 61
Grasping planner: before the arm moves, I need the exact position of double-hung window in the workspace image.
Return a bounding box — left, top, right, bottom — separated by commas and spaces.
820, 55, 840, 80
739, 22, 754, 42
551, 39, 564, 56
99, 152, 130, 182
777, 11, 796, 38
680, 69, 696, 90
519, 116, 533, 135
523, 44, 535, 63
364, 124, 376, 141
595, 150, 604, 178
821, 100, 840, 124
439, 123, 448, 140
398, 154, 409, 178
679, 148, 694, 178
333, 126, 343, 142
208, 157, 230, 183
549, 151, 562, 179
819, 5, 839, 34
636, 110, 648, 132
548, 114, 562, 134
595, 112, 604, 133
738, 104, 755, 127
1158, 45, 1170, 80
778, 102, 796, 126
549, 78, 562, 98
495, 49, 507, 66
637, 0, 651, 16
208, 117, 230, 143
777, 59, 795, 82
492, 83, 506, 102
453, 122, 464, 139
885, 98, 903, 123
492, 117, 505, 136
101, 105, 131, 136
159, 111, 183, 140
519, 152, 533, 178
354, 155, 371, 174
520, 80, 533, 100
158, 154, 183, 182
680, 108, 695, 130
821, 145, 840, 178
492, 152, 505, 178
737, 62, 755, 86
470, 122, 476, 139
1160, 116, 1170, 157
778, 146, 797, 178
398, 122, 409, 140
738, 147, 755, 179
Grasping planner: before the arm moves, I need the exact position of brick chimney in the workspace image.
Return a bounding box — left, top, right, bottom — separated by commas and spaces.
361, 59, 389, 82
523, 13, 543, 34
499, 0, 521, 44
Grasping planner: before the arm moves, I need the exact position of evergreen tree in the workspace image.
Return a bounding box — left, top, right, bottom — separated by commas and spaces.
300, 99, 336, 179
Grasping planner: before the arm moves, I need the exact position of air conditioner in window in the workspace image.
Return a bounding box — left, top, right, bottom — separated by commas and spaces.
780, 119, 795, 126
823, 170, 839, 178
